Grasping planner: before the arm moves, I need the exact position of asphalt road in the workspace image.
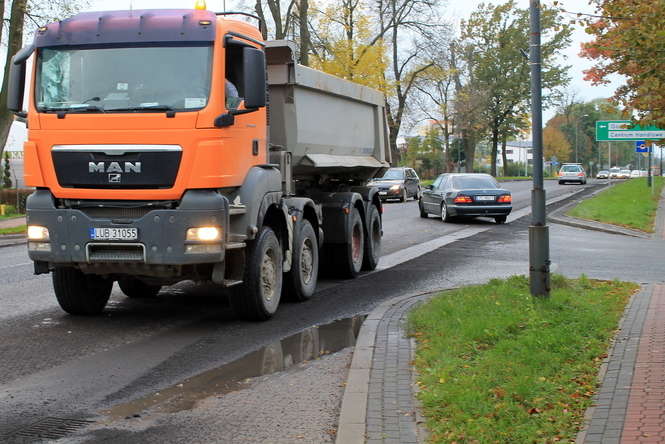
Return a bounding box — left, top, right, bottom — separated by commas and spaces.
0, 180, 595, 441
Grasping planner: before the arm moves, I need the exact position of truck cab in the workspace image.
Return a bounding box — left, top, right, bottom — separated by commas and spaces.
8, 6, 389, 321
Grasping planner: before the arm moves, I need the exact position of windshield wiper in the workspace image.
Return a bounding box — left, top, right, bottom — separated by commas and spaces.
65, 105, 106, 113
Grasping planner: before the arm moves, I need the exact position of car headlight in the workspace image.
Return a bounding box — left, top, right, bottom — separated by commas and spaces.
27, 225, 50, 241
186, 226, 222, 242
390, 184, 401, 191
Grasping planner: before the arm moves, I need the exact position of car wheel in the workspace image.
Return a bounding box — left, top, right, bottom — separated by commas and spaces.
495, 216, 507, 224
415, 187, 422, 200
440, 202, 450, 223
400, 188, 407, 202
418, 199, 428, 218
558, 181, 564, 185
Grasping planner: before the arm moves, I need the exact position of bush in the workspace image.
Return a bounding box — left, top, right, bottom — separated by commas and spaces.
0, 188, 33, 213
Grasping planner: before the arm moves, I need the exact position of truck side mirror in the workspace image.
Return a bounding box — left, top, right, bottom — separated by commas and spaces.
8, 55, 27, 117
242, 47, 266, 109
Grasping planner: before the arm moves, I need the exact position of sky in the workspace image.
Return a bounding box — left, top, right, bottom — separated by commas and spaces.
84, 0, 623, 108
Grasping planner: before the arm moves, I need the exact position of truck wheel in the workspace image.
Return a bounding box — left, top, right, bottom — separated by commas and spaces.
284, 220, 319, 302
332, 207, 364, 278
230, 226, 283, 321
52, 267, 113, 315
118, 277, 161, 299
362, 205, 381, 271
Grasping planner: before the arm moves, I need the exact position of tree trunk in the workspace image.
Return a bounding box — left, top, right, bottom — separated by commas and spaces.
255, 0, 269, 40
385, 98, 400, 164
490, 126, 499, 177
501, 133, 508, 177
0, 0, 27, 160
463, 131, 475, 173
298, 0, 309, 66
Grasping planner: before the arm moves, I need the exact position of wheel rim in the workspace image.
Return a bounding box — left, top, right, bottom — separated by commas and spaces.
300, 237, 314, 285
261, 247, 277, 305
441, 204, 447, 220
351, 222, 362, 265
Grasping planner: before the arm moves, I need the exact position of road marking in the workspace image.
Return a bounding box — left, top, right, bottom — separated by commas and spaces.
376, 188, 584, 272
0, 262, 31, 271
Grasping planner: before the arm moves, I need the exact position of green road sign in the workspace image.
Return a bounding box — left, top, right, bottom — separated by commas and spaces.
596, 120, 665, 142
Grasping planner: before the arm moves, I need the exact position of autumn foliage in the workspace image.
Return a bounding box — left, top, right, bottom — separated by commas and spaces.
581, 0, 665, 127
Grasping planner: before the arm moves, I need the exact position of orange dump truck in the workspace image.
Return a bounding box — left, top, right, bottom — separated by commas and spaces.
8, 7, 390, 320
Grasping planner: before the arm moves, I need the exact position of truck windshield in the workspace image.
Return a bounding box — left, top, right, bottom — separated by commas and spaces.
36, 45, 213, 113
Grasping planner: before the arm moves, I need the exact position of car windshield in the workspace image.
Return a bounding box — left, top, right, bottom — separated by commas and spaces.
599, 171, 609, 174
561, 165, 582, 172
452, 176, 498, 189
378, 169, 405, 180
36, 45, 213, 113
610, 168, 621, 172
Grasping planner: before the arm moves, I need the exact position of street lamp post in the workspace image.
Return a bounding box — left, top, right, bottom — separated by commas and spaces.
528, 0, 549, 298
575, 114, 589, 164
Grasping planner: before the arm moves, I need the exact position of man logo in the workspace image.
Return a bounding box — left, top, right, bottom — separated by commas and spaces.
108, 174, 122, 183
89, 161, 142, 173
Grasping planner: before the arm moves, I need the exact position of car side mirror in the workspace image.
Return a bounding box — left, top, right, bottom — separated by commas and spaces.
426, 184, 434, 190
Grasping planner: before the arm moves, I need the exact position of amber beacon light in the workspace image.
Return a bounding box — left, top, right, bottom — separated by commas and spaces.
194, 0, 207, 10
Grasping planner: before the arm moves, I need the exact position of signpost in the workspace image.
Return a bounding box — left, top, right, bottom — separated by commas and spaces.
596, 121, 665, 142
596, 121, 662, 187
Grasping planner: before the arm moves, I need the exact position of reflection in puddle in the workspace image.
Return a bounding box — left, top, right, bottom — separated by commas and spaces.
106, 315, 365, 419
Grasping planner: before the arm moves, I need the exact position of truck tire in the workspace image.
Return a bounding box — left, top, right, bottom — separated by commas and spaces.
284, 220, 319, 302
230, 226, 283, 321
331, 207, 364, 278
118, 277, 161, 299
52, 267, 113, 315
362, 204, 381, 271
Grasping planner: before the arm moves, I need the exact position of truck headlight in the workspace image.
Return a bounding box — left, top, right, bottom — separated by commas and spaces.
186, 226, 222, 242
27, 225, 50, 241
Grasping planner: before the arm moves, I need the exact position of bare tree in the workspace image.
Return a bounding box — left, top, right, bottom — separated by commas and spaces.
0, 0, 89, 159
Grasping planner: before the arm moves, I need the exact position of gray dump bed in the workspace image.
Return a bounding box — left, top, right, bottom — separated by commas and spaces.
265, 41, 391, 181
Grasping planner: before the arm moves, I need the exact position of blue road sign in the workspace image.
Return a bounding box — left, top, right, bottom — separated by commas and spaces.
635, 141, 650, 153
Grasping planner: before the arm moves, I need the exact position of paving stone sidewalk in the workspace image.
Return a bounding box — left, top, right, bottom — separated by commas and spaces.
579, 284, 665, 444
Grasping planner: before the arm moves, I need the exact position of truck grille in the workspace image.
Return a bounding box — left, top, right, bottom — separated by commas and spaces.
86, 243, 145, 262
51, 145, 182, 189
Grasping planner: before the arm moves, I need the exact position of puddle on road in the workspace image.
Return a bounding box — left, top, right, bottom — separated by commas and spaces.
105, 315, 365, 420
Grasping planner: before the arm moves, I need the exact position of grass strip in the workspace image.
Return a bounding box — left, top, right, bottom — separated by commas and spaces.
0, 225, 26, 235
409, 275, 637, 443
567, 177, 664, 232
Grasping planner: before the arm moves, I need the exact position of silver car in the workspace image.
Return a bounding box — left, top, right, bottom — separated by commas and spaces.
558, 163, 587, 185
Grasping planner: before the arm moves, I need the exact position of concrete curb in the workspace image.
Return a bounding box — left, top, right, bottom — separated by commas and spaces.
336, 290, 439, 444
0, 234, 26, 249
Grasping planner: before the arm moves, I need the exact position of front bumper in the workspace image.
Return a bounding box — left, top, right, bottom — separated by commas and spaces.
26, 189, 229, 267
377, 188, 403, 199
448, 204, 512, 217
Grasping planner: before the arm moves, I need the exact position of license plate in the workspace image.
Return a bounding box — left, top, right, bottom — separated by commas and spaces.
379, 191, 387, 196
475, 195, 495, 201
89, 227, 138, 241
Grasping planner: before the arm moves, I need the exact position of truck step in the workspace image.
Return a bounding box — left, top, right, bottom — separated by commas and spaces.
224, 279, 243, 287
229, 205, 247, 216
226, 242, 246, 250
228, 233, 248, 243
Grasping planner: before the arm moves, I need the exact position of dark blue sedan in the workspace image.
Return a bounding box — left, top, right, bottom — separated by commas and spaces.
418, 173, 512, 224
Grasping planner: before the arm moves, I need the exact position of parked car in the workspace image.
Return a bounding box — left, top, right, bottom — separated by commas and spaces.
558, 163, 587, 185
609, 167, 621, 179
419, 173, 512, 224
620, 169, 631, 179
597, 170, 609, 179
369, 167, 421, 202
630, 170, 641, 178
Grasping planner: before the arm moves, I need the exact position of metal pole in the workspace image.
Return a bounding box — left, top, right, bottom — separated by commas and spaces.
528, 0, 549, 298
575, 120, 578, 163
648, 143, 653, 187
